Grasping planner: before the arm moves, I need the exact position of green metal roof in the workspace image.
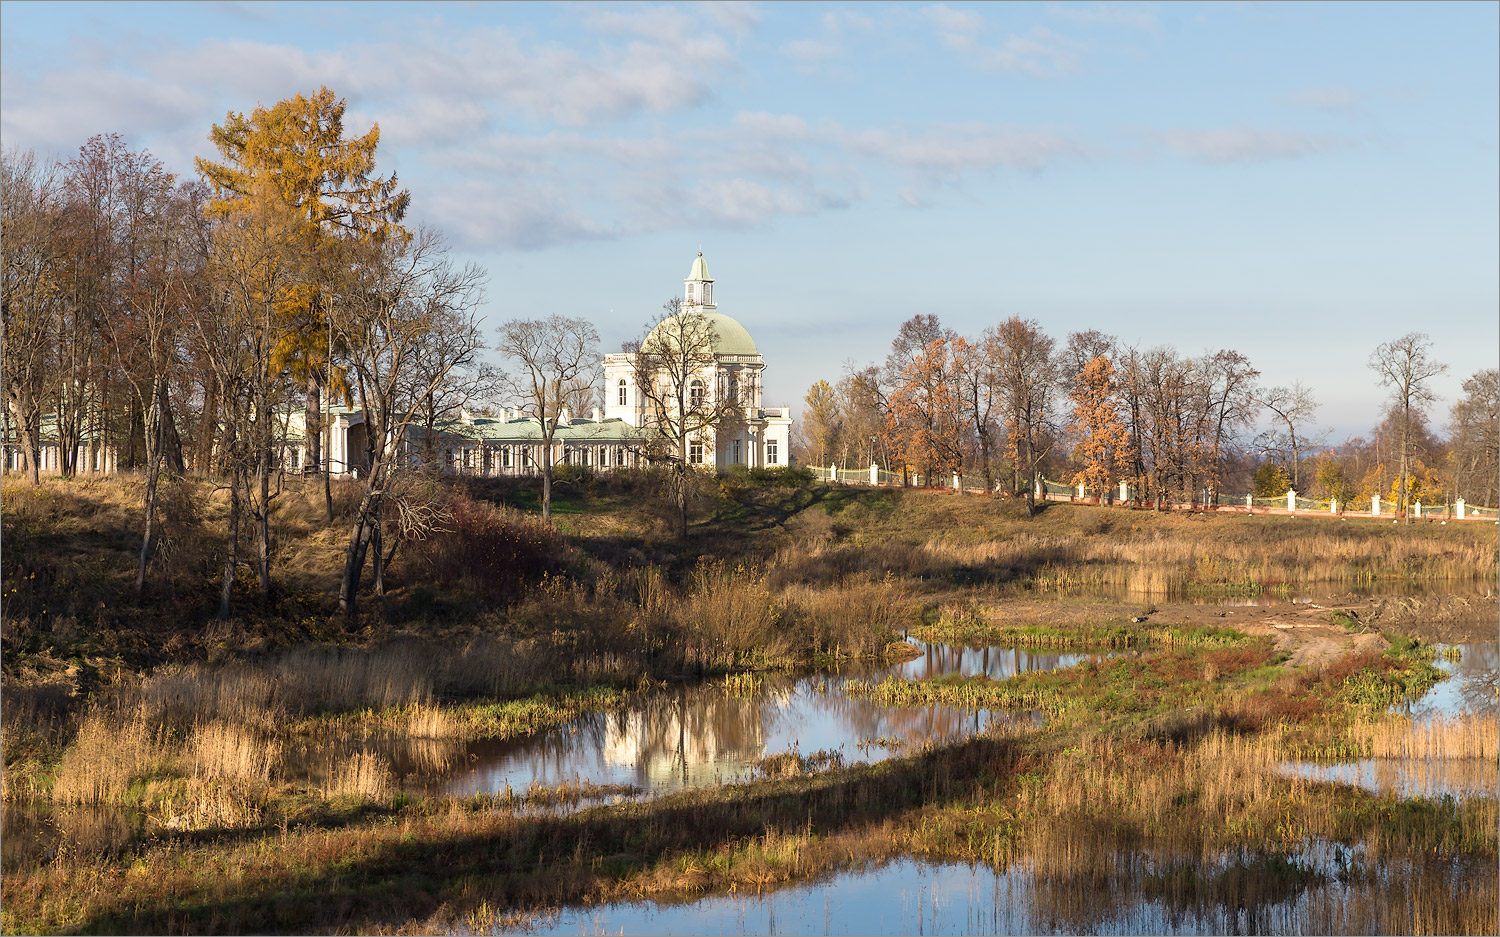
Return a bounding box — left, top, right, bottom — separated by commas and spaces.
686, 252, 711, 281
448, 417, 644, 443
645, 311, 759, 357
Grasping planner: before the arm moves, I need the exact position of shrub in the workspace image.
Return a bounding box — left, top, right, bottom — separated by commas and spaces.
409, 495, 567, 601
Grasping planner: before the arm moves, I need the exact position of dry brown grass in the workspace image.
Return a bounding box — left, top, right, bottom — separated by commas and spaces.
323, 751, 392, 801
1350, 714, 1499, 761
185, 720, 280, 783
50, 713, 166, 806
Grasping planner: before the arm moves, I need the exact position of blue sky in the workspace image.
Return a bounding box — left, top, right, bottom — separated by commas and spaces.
3, 1, 1496, 439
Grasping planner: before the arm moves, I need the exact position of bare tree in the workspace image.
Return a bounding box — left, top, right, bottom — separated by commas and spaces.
199, 176, 306, 615
407, 312, 502, 471
1369, 332, 1447, 522
1, 149, 61, 484
1257, 382, 1320, 490
993, 316, 1057, 510
837, 363, 886, 472
1449, 369, 1499, 508
1200, 350, 1260, 498
494, 314, 599, 523
107, 171, 202, 598
334, 227, 485, 618
951, 333, 1001, 491
632, 297, 740, 538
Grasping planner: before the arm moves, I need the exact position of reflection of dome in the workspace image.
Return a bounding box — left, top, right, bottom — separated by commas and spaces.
645, 311, 760, 357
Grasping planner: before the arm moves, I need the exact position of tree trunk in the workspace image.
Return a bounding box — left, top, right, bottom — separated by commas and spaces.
256, 446, 271, 601
306, 372, 322, 474
542, 435, 553, 523
1392, 398, 1404, 521
135, 377, 164, 600
160, 385, 185, 474
339, 487, 382, 620
219, 470, 241, 619
372, 518, 385, 597
675, 463, 688, 539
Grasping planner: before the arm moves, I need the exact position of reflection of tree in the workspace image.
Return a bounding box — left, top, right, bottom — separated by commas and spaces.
1456, 643, 1499, 712
892, 643, 1094, 681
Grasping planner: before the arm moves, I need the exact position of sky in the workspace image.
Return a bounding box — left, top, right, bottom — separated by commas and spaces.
2, 1, 1496, 441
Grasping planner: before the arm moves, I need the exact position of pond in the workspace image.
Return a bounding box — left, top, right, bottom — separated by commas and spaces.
436, 640, 1096, 799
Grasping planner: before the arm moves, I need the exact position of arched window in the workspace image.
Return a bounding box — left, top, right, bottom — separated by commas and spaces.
618, 378, 628, 406
690, 378, 705, 406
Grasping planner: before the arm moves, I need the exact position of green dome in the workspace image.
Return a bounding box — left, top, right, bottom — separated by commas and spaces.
646, 311, 759, 357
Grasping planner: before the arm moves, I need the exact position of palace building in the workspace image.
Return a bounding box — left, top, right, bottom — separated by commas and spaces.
297, 251, 790, 477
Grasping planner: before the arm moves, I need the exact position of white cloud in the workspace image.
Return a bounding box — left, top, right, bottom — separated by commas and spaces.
976, 27, 1080, 77
923, 3, 984, 42
1151, 127, 1352, 164
922, 7, 1081, 77
852, 122, 1085, 177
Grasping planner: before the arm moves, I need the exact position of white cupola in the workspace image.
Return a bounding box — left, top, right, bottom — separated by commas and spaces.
684, 250, 715, 312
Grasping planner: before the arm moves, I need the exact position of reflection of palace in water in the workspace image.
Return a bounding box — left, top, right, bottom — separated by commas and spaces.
601, 686, 796, 784
443, 640, 1096, 798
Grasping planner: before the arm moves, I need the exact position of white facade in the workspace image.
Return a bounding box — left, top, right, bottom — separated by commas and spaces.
602, 252, 792, 470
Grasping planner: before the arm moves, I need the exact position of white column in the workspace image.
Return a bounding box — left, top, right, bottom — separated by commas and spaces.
1119, 480, 1129, 501
1371, 494, 1380, 516
1457, 498, 1466, 519
1330, 499, 1338, 514
1414, 501, 1422, 520
870, 462, 879, 485
1035, 477, 1044, 499
1287, 489, 1297, 513
1245, 494, 1253, 509
830, 463, 837, 482
1077, 482, 1086, 499
953, 473, 961, 491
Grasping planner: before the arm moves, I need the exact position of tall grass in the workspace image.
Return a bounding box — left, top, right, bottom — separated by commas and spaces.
1350, 714, 1499, 761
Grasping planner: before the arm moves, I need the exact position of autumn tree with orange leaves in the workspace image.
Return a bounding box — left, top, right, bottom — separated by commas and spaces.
883, 315, 964, 485
1069, 355, 1134, 499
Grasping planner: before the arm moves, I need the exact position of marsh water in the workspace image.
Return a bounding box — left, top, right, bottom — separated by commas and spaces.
498, 850, 1489, 936
436, 640, 1089, 798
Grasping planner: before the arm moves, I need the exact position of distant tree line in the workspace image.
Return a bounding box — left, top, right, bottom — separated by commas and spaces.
1, 87, 489, 617
797, 316, 1498, 516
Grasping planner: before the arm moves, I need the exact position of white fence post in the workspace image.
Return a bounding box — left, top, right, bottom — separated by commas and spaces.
870, 462, 879, 485
1077, 482, 1086, 499
1035, 477, 1044, 500
1287, 489, 1297, 513
1414, 501, 1422, 520
1245, 494, 1252, 510
1457, 498, 1466, 519
1119, 480, 1129, 501
1371, 494, 1380, 516
1330, 498, 1338, 514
